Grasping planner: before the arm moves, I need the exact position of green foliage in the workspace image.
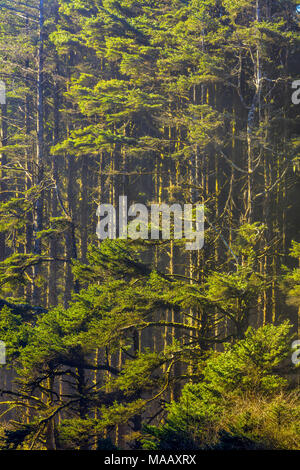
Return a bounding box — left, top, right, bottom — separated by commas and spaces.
0, 0, 299, 451
142, 323, 299, 450
203, 322, 291, 395
57, 419, 118, 450
282, 241, 300, 308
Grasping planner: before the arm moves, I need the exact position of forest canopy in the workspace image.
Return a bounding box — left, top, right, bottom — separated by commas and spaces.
0, 0, 299, 451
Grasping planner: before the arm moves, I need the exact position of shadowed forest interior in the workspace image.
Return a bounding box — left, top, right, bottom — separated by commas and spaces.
0, 0, 299, 451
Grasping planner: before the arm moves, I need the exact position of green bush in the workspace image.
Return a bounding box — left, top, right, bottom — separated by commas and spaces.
142, 322, 300, 450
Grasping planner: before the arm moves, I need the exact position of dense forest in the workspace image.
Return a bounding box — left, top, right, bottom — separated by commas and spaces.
0, 0, 299, 451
